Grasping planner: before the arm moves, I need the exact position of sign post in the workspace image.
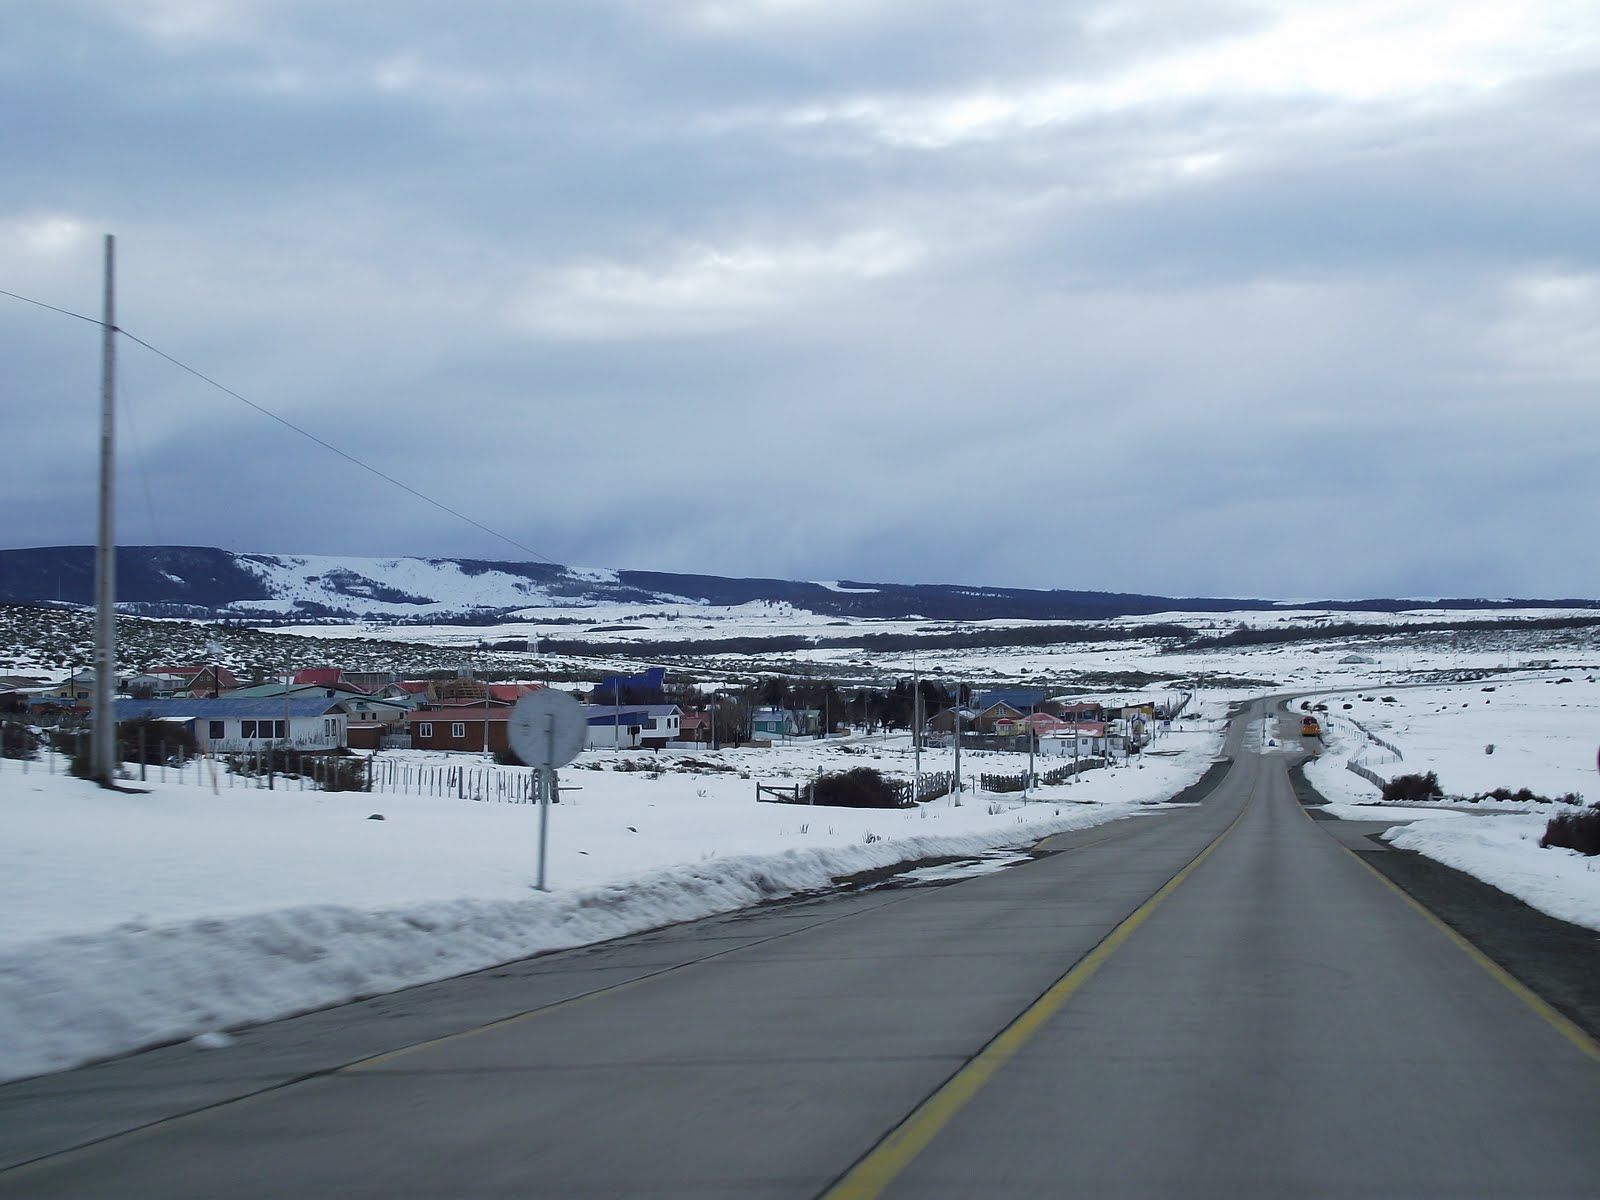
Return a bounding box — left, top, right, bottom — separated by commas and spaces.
508, 690, 587, 891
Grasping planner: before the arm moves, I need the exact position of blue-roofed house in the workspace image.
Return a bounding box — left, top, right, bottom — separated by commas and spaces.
972, 688, 1049, 714
581, 703, 681, 749
112, 697, 348, 752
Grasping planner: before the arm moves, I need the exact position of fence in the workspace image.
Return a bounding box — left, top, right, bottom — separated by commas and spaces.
1041, 757, 1107, 786
1347, 717, 1404, 762
367, 757, 549, 803
0, 720, 551, 802
1346, 760, 1387, 790
907, 770, 956, 804
756, 769, 957, 807
980, 771, 1030, 794
756, 781, 808, 805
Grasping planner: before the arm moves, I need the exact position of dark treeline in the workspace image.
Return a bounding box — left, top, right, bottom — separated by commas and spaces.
1186, 614, 1600, 651
540, 622, 1197, 660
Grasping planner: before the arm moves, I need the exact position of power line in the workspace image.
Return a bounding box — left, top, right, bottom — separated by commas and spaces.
0, 286, 101, 327
1, 284, 560, 565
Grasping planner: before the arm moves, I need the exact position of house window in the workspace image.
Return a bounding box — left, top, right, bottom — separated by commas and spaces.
418, 722, 433, 738
451, 722, 466, 739
241, 720, 257, 739
209, 721, 225, 740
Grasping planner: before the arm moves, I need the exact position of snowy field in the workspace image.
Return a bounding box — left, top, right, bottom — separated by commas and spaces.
4, 602, 1599, 1086
0, 725, 1220, 1083
1300, 677, 1599, 933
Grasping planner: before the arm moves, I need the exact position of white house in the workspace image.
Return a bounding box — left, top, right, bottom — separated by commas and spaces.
582, 704, 682, 749
113, 698, 348, 752
1038, 723, 1108, 759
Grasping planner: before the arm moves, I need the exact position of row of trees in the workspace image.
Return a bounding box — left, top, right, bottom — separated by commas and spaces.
659, 676, 975, 746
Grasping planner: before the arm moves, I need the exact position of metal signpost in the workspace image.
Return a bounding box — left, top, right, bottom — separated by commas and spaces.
508, 689, 587, 891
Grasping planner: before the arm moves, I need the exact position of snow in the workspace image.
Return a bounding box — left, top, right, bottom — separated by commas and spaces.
232, 554, 631, 618
0, 728, 1218, 1082
1383, 814, 1600, 933
1299, 679, 1600, 935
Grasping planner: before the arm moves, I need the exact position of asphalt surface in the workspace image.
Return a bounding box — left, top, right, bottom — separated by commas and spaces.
3, 704, 1597, 1198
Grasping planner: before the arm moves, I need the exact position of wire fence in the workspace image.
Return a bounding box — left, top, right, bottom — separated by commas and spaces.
0, 720, 551, 801
369, 758, 549, 803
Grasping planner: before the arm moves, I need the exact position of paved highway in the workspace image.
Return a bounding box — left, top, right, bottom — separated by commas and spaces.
2, 702, 1597, 1197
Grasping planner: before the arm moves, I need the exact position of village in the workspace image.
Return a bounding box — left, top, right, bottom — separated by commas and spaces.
0, 659, 1177, 769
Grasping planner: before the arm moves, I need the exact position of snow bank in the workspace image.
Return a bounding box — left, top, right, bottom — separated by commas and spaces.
0, 727, 1223, 1082
0, 805, 1151, 1083
1300, 699, 1599, 936
1383, 814, 1600, 933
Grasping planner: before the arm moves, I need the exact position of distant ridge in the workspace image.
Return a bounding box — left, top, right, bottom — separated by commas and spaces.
0, 546, 1590, 624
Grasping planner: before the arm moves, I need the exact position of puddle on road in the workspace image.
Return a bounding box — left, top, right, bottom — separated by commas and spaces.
868, 849, 1034, 889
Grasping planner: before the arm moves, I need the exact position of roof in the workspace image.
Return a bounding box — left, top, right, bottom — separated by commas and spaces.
583, 704, 680, 719
228, 683, 335, 699
114, 697, 345, 720
409, 709, 512, 723
487, 682, 544, 703
294, 668, 345, 687
974, 689, 1048, 713
1042, 721, 1107, 737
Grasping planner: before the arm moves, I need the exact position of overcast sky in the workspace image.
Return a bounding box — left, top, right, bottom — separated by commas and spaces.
3, 1, 1598, 600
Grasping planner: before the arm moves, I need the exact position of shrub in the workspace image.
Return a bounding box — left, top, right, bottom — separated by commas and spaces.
228, 747, 370, 792
1, 722, 39, 760
1381, 772, 1443, 803
117, 717, 198, 766
1467, 786, 1583, 806
810, 767, 910, 809
1540, 808, 1600, 856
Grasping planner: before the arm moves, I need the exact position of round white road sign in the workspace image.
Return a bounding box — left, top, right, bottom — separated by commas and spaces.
508, 689, 587, 768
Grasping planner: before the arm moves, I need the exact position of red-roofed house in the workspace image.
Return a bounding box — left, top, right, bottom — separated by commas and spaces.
147, 664, 241, 698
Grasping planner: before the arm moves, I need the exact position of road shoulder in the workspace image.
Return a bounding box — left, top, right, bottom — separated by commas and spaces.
1290, 759, 1600, 1043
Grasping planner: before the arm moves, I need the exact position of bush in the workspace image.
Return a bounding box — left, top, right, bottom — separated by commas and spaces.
1381, 772, 1443, 803
227, 747, 370, 792
1, 722, 39, 760
811, 767, 910, 809
117, 717, 198, 766
1540, 808, 1600, 856
1466, 786, 1583, 806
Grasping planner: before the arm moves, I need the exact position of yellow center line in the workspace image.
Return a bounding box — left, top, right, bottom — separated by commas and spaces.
820, 799, 1250, 1200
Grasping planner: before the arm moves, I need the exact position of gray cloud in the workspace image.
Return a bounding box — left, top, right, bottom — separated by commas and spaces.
3, 0, 1598, 599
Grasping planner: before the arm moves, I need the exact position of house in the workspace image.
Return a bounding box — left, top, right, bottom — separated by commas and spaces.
145, 664, 241, 697
974, 701, 1026, 734
995, 712, 1071, 738
42, 672, 97, 703
407, 703, 514, 754
1038, 721, 1108, 758
1057, 701, 1106, 723
113, 697, 348, 752
924, 706, 977, 735
972, 689, 1048, 717
676, 711, 711, 744
583, 703, 681, 749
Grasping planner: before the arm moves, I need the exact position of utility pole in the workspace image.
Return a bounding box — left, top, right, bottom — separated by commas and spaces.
1026, 700, 1035, 798
952, 684, 962, 804
912, 656, 921, 802
90, 234, 118, 788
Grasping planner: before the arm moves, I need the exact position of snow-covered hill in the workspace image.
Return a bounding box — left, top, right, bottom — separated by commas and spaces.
0, 546, 1277, 624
